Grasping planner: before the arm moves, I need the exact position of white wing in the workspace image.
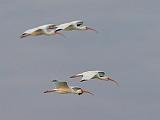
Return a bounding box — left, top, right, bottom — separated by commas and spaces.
55, 20, 83, 32
37, 24, 53, 29
55, 81, 70, 89
81, 71, 97, 80
22, 24, 49, 35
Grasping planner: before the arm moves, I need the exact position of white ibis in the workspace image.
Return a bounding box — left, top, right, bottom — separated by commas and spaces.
20, 24, 64, 38
44, 80, 94, 95
54, 20, 97, 33
70, 70, 119, 86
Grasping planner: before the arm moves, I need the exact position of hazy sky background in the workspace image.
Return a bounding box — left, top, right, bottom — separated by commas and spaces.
0, 0, 160, 120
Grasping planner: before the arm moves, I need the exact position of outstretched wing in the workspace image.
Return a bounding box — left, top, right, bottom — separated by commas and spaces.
32, 29, 44, 35
81, 72, 97, 80
55, 81, 69, 89
65, 20, 83, 30
55, 24, 75, 32
33, 24, 57, 35
55, 20, 83, 32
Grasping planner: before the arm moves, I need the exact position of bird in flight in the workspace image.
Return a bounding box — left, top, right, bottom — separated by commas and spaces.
54, 20, 98, 33
44, 80, 94, 95
70, 70, 119, 86
20, 24, 64, 38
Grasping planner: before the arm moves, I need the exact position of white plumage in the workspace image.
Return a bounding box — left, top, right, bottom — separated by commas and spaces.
20, 20, 97, 38
20, 24, 63, 38
70, 70, 119, 86
54, 20, 97, 33
44, 80, 94, 95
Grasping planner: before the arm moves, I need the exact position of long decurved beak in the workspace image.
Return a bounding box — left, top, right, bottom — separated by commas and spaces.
86, 27, 98, 33
82, 89, 94, 95
107, 77, 119, 86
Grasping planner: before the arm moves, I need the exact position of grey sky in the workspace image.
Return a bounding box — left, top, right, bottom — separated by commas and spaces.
0, 0, 160, 120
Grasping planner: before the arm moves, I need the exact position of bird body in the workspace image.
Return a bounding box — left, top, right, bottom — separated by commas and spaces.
21, 20, 96, 38
70, 70, 119, 86
20, 24, 63, 38
44, 80, 94, 95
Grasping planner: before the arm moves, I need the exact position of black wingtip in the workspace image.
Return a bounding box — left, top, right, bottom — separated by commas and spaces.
51, 80, 58, 82
43, 91, 48, 93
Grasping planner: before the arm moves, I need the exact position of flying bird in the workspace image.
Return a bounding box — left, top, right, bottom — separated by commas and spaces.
44, 80, 94, 95
70, 70, 119, 86
54, 20, 97, 33
20, 24, 64, 38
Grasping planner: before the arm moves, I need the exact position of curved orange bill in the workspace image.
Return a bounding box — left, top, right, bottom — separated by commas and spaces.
86, 27, 98, 33
82, 89, 94, 95
108, 77, 119, 86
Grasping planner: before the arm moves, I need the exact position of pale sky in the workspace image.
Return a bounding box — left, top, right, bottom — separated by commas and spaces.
0, 0, 160, 120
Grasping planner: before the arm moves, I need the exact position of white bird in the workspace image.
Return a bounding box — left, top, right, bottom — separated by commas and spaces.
20, 24, 64, 38
70, 70, 119, 86
44, 80, 94, 95
54, 20, 97, 33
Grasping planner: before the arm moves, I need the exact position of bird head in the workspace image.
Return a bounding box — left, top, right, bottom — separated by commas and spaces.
71, 87, 94, 95
76, 88, 94, 95
77, 25, 97, 33
77, 89, 83, 95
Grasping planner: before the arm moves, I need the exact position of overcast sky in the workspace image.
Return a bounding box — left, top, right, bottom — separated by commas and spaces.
0, 0, 160, 120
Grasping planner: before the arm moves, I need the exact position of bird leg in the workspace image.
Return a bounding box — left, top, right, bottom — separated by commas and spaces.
43, 89, 56, 93
20, 33, 30, 38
